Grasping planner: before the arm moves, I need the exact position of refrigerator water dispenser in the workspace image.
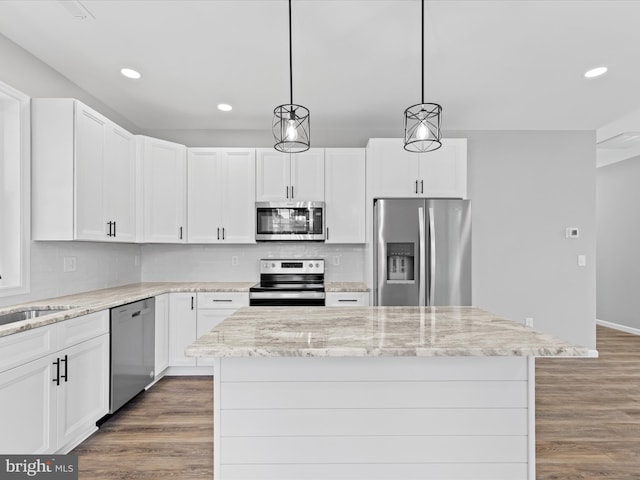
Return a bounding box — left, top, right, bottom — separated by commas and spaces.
386, 243, 415, 281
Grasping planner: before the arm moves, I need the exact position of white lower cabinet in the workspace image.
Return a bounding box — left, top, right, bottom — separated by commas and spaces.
168, 292, 249, 370
0, 354, 56, 453
326, 292, 370, 306
0, 311, 109, 454
55, 334, 109, 451
168, 293, 198, 367
154, 293, 170, 376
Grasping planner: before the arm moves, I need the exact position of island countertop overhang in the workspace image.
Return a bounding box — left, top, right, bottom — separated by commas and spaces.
185, 306, 587, 358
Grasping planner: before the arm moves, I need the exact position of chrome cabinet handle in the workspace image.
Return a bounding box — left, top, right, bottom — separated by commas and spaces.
107, 221, 113, 237
291, 185, 294, 198
179, 227, 183, 240
286, 186, 289, 198
222, 227, 225, 240
421, 180, 424, 194
217, 227, 220, 240
326, 227, 329, 241
191, 296, 194, 310
415, 180, 418, 194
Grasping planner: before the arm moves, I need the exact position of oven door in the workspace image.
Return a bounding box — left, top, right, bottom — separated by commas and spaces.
249, 291, 326, 307
256, 202, 325, 241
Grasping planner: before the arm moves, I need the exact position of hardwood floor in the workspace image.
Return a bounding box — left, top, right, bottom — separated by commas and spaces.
536, 325, 640, 479
73, 325, 640, 479
72, 376, 213, 479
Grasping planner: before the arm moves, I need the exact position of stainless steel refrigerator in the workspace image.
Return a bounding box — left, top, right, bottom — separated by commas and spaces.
374, 198, 471, 306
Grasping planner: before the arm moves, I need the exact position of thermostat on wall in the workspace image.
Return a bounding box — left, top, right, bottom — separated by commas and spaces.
565, 227, 580, 239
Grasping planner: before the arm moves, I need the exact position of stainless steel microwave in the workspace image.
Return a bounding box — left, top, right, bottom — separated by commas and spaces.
256, 201, 325, 241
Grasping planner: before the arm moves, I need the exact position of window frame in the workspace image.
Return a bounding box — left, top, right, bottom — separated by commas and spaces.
0, 80, 30, 297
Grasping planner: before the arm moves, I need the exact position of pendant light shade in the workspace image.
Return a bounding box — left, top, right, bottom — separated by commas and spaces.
273, 0, 310, 153
404, 0, 442, 153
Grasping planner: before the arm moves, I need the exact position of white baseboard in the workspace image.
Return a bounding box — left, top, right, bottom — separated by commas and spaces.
597, 318, 640, 336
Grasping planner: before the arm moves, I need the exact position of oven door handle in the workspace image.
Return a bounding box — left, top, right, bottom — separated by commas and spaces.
249, 292, 326, 300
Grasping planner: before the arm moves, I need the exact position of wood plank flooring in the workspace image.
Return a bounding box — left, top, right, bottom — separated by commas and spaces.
73, 325, 640, 479
536, 325, 640, 479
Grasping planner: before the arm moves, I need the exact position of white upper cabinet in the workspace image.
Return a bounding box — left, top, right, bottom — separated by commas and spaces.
325, 148, 366, 243
140, 136, 187, 243
32, 99, 137, 242
187, 148, 255, 244
256, 148, 325, 201
367, 138, 467, 199
103, 124, 136, 242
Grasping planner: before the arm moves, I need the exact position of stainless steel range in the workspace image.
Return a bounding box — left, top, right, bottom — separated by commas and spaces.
250, 259, 325, 306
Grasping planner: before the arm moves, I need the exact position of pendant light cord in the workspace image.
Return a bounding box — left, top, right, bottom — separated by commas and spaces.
421, 0, 424, 105
289, 0, 293, 106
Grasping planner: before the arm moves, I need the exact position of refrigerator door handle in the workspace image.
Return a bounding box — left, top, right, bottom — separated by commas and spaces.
428, 207, 436, 305
418, 207, 426, 307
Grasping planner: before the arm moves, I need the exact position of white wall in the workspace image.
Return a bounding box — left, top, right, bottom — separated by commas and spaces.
464, 131, 596, 349
142, 243, 365, 283
596, 155, 640, 330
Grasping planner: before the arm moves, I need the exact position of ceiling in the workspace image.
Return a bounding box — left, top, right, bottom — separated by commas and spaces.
0, 0, 639, 141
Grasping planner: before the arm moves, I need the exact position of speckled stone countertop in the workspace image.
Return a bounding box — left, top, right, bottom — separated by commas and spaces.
186, 306, 587, 358
0, 282, 255, 338
325, 282, 369, 292
0, 281, 370, 338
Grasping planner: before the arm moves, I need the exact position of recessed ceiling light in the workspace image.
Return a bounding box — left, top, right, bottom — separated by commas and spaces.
217, 104, 233, 112
584, 66, 608, 79
120, 68, 142, 80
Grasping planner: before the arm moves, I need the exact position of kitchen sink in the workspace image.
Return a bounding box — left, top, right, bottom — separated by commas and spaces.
0, 306, 75, 326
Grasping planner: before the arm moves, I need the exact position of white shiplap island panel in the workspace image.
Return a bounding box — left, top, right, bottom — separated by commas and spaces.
186, 306, 587, 480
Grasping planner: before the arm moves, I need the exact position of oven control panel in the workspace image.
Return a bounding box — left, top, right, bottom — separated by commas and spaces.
260, 259, 324, 274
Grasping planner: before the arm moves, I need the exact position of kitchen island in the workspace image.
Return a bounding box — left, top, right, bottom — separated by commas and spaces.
186, 306, 586, 480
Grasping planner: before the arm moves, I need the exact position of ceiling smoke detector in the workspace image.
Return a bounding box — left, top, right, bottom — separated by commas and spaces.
597, 132, 640, 149
58, 0, 95, 20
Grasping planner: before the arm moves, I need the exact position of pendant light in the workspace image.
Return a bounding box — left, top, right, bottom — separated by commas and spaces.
404, 0, 442, 153
273, 0, 310, 153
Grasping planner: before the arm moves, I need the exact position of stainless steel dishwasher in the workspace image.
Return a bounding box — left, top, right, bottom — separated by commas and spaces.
109, 297, 155, 413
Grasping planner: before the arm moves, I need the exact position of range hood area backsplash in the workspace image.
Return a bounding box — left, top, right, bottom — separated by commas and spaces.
140, 243, 366, 283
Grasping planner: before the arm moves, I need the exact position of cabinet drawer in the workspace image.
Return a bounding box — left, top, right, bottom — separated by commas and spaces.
0, 325, 57, 373
198, 292, 249, 310
56, 310, 109, 350
325, 292, 370, 307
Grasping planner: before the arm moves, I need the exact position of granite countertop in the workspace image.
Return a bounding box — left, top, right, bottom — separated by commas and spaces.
185, 306, 587, 358
0, 281, 370, 338
325, 282, 369, 292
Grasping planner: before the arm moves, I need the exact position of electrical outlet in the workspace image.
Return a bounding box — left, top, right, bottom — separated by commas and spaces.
525, 317, 534, 328
63, 256, 77, 272
332, 256, 340, 266
231, 256, 239, 266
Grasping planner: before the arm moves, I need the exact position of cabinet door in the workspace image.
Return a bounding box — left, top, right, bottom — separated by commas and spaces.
325, 148, 365, 243
142, 136, 187, 243
168, 293, 197, 367
367, 138, 420, 198
256, 149, 290, 201
74, 103, 107, 240
104, 124, 137, 242
154, 294, 170, 375
419, 138, 468, 198
187, 149, 223, 243
291, 148, 325, 201
196, 309, 235, 367
220, 149, 256, 243
56, 334, 109, 450
326, 292, 370, 306
0, 355, 56, 454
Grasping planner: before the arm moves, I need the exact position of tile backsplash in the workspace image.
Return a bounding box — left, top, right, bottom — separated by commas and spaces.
141, 243, 367, 283
0, 241, 143, 308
